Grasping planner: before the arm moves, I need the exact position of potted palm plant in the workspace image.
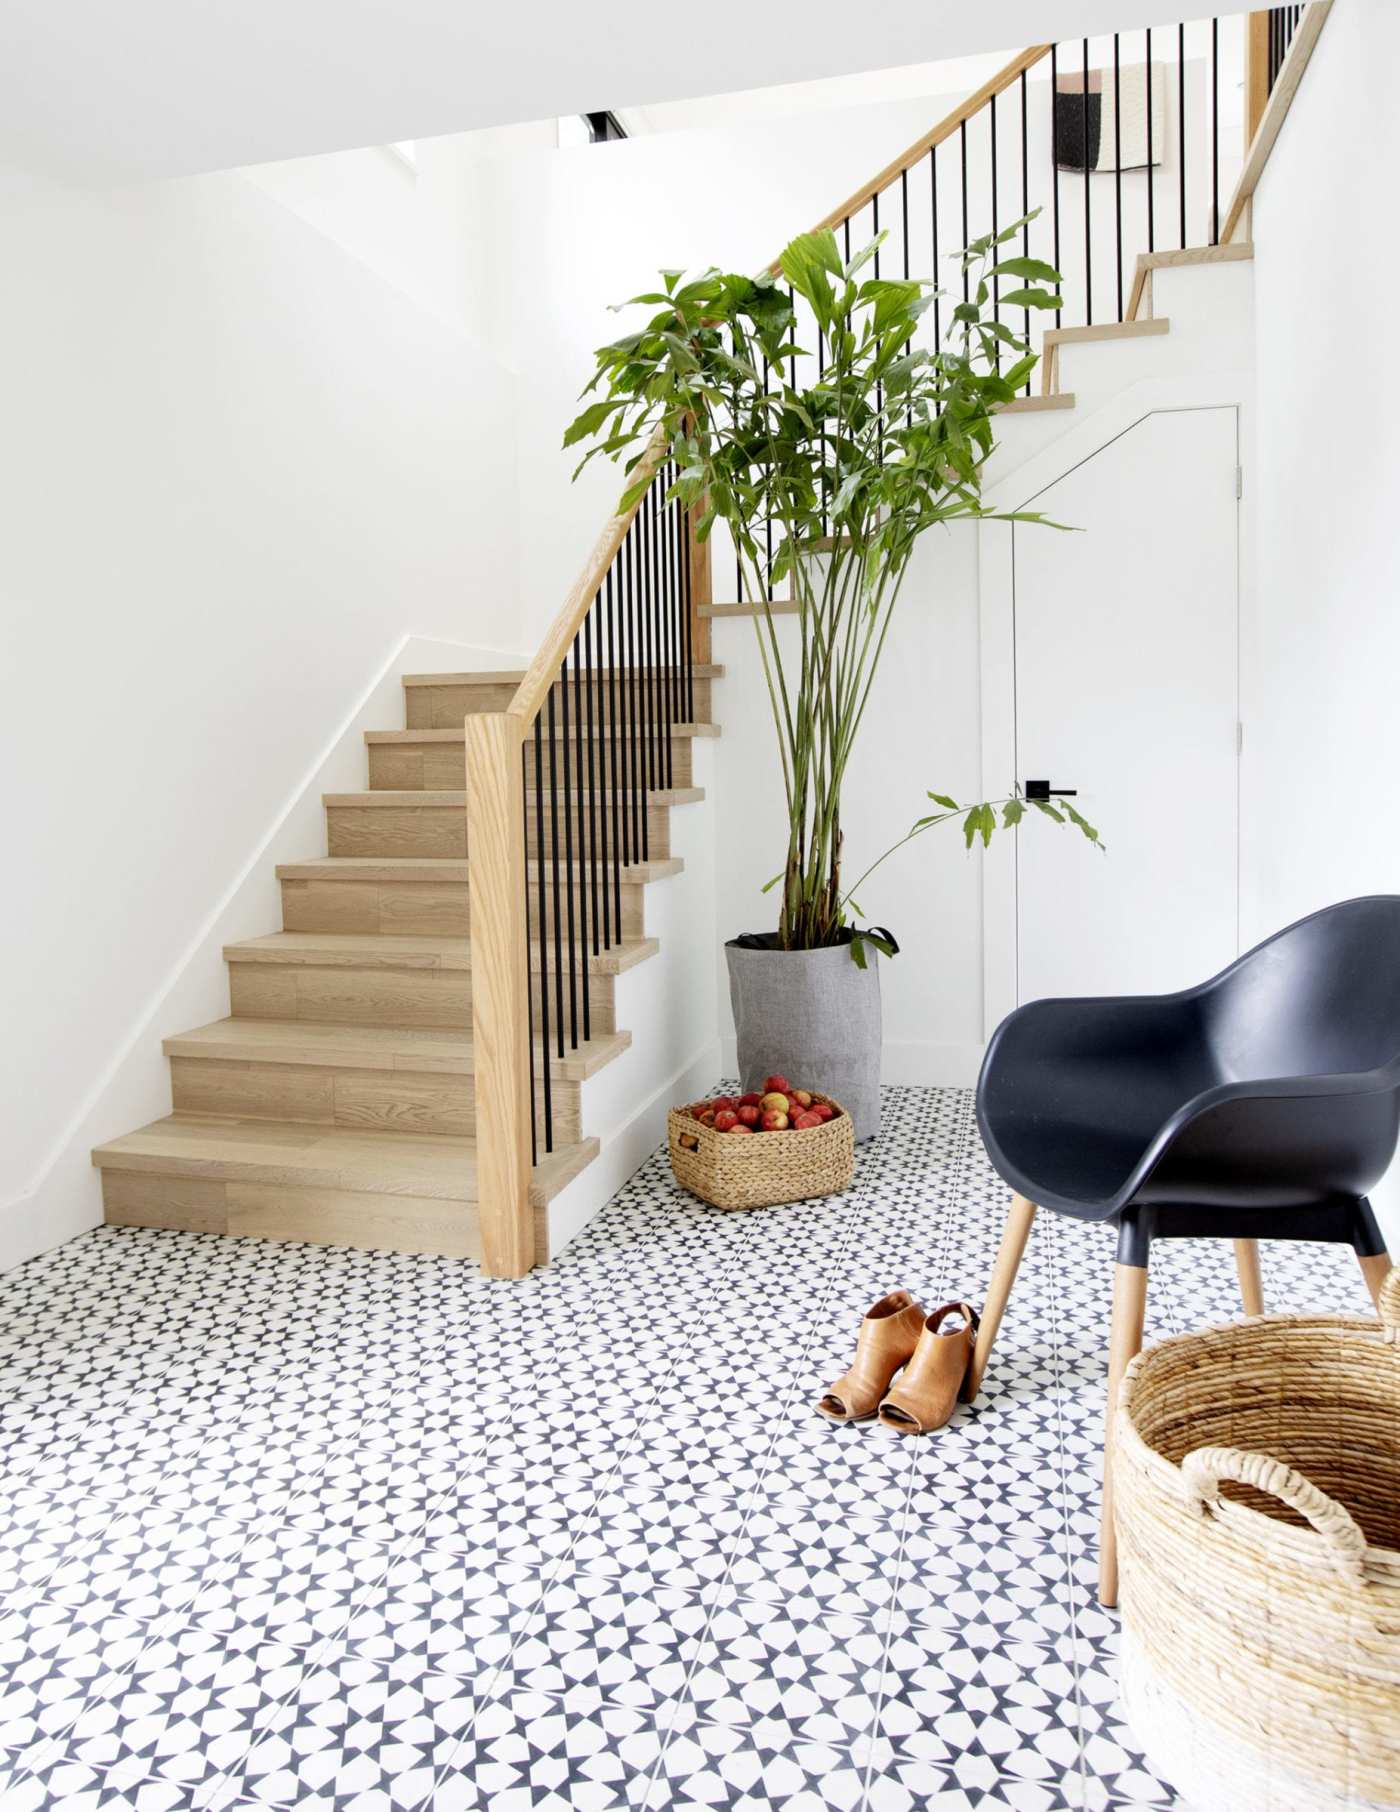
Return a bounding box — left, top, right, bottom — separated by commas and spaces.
566, 216, 1100, 1138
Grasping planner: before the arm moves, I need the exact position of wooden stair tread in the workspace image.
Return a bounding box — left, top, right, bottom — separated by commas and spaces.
402, 665, 724, 686
1041, 316, 1171, 348
92, 1116, 595, 1207
999, 392, 1077, 413
275, 856, 684, 883
367, 723, 720, 744
323, 787, 705, 808
223, 931, 660, 974
163, 1018, 632, 1081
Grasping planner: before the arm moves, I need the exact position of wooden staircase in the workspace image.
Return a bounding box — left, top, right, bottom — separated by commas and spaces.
91, 666, 721, 1264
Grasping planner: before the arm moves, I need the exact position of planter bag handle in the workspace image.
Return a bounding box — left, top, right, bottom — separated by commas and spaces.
1180, 1445, 1369, 1582
729, 927, 900, 957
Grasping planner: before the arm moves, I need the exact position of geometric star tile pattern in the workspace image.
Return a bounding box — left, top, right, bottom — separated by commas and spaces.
0, 1086, 1376, 1810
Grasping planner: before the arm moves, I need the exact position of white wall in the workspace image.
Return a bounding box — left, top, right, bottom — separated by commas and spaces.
711, 529, 988, 1083
1248, 0, 1400, 1247
0, 164, 522, 1267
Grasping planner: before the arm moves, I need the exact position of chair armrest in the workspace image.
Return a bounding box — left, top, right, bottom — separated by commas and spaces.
1137, 1065, 1400, 1208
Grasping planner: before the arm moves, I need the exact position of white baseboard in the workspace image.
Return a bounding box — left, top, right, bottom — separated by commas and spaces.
546, 1038, 722, 1258
718, 1036, 984, 1091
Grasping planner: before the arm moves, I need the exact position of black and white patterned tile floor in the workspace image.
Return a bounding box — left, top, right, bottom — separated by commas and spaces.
0, 1086, 1376, 1811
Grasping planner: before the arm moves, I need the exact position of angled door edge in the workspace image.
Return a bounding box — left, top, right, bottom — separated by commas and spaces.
978, 381, 1247, 1044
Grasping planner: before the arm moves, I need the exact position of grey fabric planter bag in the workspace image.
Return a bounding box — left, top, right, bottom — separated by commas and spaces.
725, 932, 887, 1141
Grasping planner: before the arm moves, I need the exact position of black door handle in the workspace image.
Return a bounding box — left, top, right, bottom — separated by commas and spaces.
1024, 780, 1077, 800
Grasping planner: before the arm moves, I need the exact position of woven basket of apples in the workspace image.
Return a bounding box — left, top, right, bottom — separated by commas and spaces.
668, 1075, 855, 1210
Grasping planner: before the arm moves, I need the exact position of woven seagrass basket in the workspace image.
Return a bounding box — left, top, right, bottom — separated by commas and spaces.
1114, 1265, 1400, 1812
667, 1095, 854, 1210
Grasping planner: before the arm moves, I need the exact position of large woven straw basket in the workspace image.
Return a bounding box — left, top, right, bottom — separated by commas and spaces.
668, 1097, 854, 1209
1114, 1265, 1400, 1812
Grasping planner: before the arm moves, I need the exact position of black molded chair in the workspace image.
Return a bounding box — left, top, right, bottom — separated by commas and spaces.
971, 896, 1399, 1607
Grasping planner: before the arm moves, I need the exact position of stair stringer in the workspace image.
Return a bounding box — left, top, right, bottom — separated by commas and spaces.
543, 733, 721, 1257
986, 255, 1255, 491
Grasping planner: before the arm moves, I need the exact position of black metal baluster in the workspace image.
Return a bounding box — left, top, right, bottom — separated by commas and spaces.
1082, 39, 1092, 327
872, 188, 880, 278
630, 518, 648, 861
558, 650, 578, 1050
762, 362, 774, 601
929, 145, 941, 347
586, 605, 607, 954
669, 471, 683, 738
573, 630, 592, 1042
656, 481, 672, 790
901, 169, 912, 416
544, 697, 564, 1062
1178, 24, 1187, 250
1020, 70, 1031, 384
606, 564, 623, 931
682, 497, 695, 728
523, 740, 537, 1164
1050, 45, 1062, 301
532, 714, 553, 1149
1211, 17, 1220, 245
990, 89, 999, 367
960, 121, 969, 303
1113, 34, 1123, 320
1146, 31, 1155, 253
648, 483, 661, 798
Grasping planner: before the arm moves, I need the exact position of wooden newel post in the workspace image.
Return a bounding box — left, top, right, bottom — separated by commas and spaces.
464, 710, 534, 1278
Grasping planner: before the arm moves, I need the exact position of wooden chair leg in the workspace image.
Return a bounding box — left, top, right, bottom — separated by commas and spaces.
1233, 1238, 1264, 1315
1099, 1259, 1149, 1609
1358, 1250, 1394, 1309
966, 1193, 1037, 1399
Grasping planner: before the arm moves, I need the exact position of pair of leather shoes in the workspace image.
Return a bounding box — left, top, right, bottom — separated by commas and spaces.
816, 1290, 980, 1433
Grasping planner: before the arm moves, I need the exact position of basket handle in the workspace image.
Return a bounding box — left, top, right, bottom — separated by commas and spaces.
1380, 1264, 1400, 1344
1180, 1445, 1368, 1583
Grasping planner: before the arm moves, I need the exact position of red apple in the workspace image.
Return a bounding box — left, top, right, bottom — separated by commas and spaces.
813, 1103, 835, 1121
792, 1110, 822, 1130
792, 1089, 813, 1109
690, 1104, 710, 1122
713, 1109, 738, 1132
738, 1092, 762, 1109
736, 1104, 760, 1127
761, 1109, 790, 1131
759, 1091, 789, 1116
710, 1096, 737, 1115
727, 1122, 753, 1134
764, 1074, 791, 1096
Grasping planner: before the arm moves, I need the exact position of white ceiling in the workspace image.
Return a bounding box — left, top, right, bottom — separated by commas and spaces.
0, 1, 1238, 187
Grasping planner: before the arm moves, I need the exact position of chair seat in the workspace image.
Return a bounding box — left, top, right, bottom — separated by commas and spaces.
980, 1110, 1149, 1220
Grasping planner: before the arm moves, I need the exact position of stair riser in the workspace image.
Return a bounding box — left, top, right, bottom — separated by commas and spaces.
325, 801, 674, 862
228, 961, 616, 1034
406, 677, 713, 730
281, 876, 647, 940
100, 1169, 518, 1262
369, 738, 694, 790
168, 1057, 580, 1143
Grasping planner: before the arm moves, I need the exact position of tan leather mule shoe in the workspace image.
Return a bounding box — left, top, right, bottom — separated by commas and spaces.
877, 1301, 980, 1434
816, 1290, 927, 1423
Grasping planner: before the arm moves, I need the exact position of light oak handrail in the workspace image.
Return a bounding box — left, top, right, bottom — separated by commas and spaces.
769, 43, 1054, 271
1221, 1, 1332, 245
